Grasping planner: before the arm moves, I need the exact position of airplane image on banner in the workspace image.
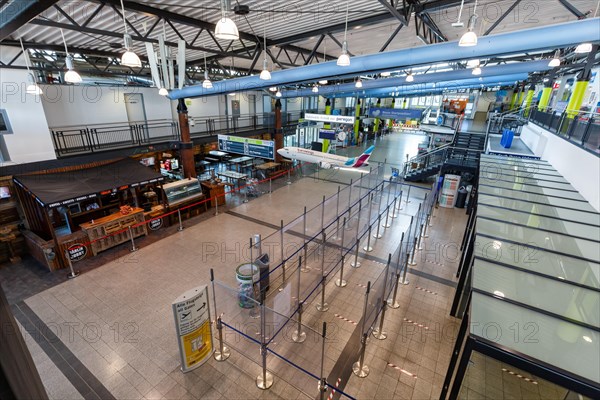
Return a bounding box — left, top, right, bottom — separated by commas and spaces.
277, 145, 375, 169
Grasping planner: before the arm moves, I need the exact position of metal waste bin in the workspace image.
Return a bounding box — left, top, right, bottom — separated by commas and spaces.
455, 186, 468, 209
254, 253, 270, 294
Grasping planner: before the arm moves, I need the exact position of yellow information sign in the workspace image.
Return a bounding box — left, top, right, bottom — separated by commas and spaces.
172, 285, 213, 372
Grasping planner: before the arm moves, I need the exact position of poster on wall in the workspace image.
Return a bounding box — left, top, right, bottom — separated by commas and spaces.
172, 285, 213, 372
231, 100, 240, 117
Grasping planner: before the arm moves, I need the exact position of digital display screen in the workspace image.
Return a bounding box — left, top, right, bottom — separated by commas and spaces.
0, 186, 11, 199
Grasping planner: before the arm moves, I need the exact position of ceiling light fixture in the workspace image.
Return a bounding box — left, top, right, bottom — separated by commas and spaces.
60, 29, 82, 84
19, 38, 42, 95
215, 0, 239, 40
228, 92, 236, 96
269, 86, 278, 92
467, 59, 480, 68
159, 87, 169, 96
119, 0, 142, 67
472, 65, 482, 75
548, 49, 561, 67
583, 336, 593, 343
380, 71, 391, 77
406, 72, 414, 82
312, 85, 319, 93
275, 89, 282, 98
452, 0, 466, 27
459, 0, 478, 47
355, 78, 363, 88
259, 14, 271, 80
575, 42, 592, 53
493, 290, 505, 298
319, 79, 328, 85
337, 1, 351, 66
202, 53, 212, 89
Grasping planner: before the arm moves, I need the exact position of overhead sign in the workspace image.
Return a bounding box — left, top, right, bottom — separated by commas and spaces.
368, 108, 423, 120
304, 113, 355, 124
172, 285, 213, 372
218, 135, 275, 159
319, 129, 337, 140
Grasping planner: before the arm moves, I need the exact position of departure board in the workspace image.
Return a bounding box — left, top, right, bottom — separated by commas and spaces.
217, 135, 275, 159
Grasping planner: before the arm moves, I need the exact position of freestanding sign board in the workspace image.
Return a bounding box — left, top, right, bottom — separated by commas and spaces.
172, 285, 213, 372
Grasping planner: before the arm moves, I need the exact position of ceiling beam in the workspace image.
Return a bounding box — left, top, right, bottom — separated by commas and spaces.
376, 0, 409, 26
557, 0, 586, 19
484, 0, 523, 35
0, 0, 60, 41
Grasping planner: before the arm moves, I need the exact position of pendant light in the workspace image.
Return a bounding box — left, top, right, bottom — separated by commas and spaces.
312, 85, 319, 93
575, 43, 592, 53
275, 89, 282, 98
337, 1, 351, 66
119, 0, 141, 67
548, 50, 561, 67
406, 72, 414, 82
19, 38, 42, 95
215, 0, 239, 40
459, 0, 478, 47
466, 59, 480, 68
259, 14, 271, 80
355, 78, 363, 88
159, 87, 169, 96
60, 29, 82, 84
269, 86, 278, 92
472, 65, 482, 75
202, 53, 212, 89
319, 79, 328, 85
380, 71, 391, 77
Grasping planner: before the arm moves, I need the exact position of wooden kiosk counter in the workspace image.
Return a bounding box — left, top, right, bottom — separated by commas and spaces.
80, 208, 147, 256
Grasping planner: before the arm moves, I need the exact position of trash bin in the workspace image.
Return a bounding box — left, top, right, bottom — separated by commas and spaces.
455, 186, 468, 209
500, 129, 514, 148
254, 253, 270, 294
236, 263, 259, 308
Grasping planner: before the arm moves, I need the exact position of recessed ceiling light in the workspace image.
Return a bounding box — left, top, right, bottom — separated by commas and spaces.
493, 290, 505, 298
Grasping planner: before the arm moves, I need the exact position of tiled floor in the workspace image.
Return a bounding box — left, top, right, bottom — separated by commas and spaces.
1, 131, 467, 399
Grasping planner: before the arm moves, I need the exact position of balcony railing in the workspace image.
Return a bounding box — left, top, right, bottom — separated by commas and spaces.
50, 111, 303, 157
528, 107, 599, 155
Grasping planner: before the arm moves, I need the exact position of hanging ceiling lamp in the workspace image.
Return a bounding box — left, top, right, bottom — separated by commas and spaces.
319, 79, 328, 85
380, 71, 391, 77
259, 14, 271, 80
269, 86, 278, 92
312, 85, 319, 93
202, 53, 212, 89
575, 43, 592, 53
472, 65, 482, 75
119, 0, 141, 67
466, 59, 480, 68
275, 89, 282, 97
459, 0, 478, 47
337, 1, 351, 66
355, 78, 363, 88
60, 29, 82, 84
406, 72, 414, 82
159, 87, 169, 96
19, 38, 42, 95
548, 50, 561, 67
215, 0, 239, 40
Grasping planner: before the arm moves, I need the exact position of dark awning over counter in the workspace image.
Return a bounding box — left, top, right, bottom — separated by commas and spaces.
13, 159, 164, 208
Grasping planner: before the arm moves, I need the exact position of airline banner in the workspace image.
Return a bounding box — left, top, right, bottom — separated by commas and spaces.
172, 285, 213, 372
368, 108, 423, 120
304, 113, 355, 124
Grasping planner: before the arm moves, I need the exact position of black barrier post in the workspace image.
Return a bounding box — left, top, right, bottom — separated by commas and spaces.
214, 317, 230, 361
318, 322, 328, 400
336, 255, 347, 287
316, 231, 329, 312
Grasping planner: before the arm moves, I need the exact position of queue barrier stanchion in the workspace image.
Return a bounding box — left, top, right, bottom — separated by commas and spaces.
390, 197, 398, 219
363, 226, 373, 252
351, 238, 361, 268
373, 254, 392, 340
318, 322, 328, 400
353, 281, 371, 378
408, 236, 418, 266
388, 271, 401, 309
214, 316, 230, 361
280, 219, 286, 283
423, 213, 431, 238
333, 186, 341, 240
340, 217, 347, 258
249, 238, 260, 319
335, 255, 347, 288
373, 213, 382, 239
316, 231, 329, 312
301, 206, 310, 273
256, 294, 273, 390
128, 226, 138, 252
405, 184, 412, 205
177, 209, 184, 231
382, 203, 391, 229
401, 253, 410, 285
293, 255, 306, 343
417, 223, 425, 251
287, 168, 291, 185
210, 268, 218, 323
65, 250, 80, 279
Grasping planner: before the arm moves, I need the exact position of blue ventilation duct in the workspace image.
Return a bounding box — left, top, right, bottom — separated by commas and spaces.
324, 73, 528, 99
278, 61, 548, 98
168, 18, 599, 100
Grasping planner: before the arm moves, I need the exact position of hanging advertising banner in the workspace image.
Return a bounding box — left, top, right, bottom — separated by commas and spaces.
304, 113, 355, 124
368, 108, 423, 120
172, 285, 213, 372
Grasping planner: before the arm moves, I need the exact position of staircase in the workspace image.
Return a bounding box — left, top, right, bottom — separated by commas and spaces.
404, 132, 485, 181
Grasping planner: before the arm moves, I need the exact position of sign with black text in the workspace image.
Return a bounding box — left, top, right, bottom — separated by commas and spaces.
218, 135, 275, 159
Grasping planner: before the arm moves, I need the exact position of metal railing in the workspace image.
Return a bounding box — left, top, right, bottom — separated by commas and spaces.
50, 111, 304, 157
528, 107, 599, 155
404, 145, 482, 177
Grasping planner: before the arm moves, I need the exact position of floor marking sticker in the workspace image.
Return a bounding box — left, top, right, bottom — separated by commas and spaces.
415, 286, 438, 295
387, 362, 418, 378
402, 317, 430, 330
502, 368, 538, 385
328, 378, 342, 399
334, 313, 358, 326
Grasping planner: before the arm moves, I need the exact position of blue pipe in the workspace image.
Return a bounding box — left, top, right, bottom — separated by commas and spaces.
168, 18, 600, 99
324, 73, 528, 99
279, 62, 547, 98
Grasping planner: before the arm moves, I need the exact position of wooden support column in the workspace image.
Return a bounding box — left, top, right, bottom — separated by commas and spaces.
274, 99, 284, 162
177, 99, 196, 179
